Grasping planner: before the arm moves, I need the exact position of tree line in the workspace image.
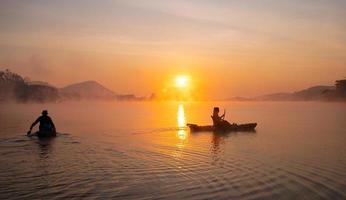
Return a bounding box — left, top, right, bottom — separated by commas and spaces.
0, 69, 59, 103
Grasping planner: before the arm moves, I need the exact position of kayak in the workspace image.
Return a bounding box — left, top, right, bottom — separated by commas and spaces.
35, 131, 57, 138
187, 123, 257, 132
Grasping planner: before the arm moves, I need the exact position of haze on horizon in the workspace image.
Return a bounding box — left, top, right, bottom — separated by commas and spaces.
1, 0, 345, 99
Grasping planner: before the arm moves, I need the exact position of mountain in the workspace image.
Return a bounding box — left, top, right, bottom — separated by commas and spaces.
292, 85, 335, 100
0, 69, 59, 103
227, 85, 339, 101
60, 80, 116, 100
1, 69, 148, 102
255, 85, 335, 101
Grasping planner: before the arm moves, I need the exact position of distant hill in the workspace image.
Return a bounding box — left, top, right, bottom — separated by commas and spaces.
0, 69, 59, 103
0, 69, 148, 102
292, 85, 335, 100
60, 80, 116, 100
255, 85, 335, 101
227, 85, 342, 101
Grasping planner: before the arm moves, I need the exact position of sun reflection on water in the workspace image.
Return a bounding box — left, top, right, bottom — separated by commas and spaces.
172, 103, 189, 158
177, 104, 187, 141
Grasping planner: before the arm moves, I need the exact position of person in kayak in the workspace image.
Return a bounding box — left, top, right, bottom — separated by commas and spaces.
28, 110, 56, 135
211, 107, 231, 128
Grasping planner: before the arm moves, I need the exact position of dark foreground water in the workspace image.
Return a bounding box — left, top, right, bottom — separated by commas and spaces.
0, 101, 345, 200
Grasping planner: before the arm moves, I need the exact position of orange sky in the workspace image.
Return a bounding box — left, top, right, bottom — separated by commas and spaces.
0, 0, 345, 99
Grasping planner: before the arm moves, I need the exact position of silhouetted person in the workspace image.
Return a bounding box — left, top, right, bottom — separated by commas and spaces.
211, 107, 231, 129
28, 110, 56, 135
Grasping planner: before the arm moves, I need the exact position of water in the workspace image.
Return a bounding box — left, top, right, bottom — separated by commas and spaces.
0, 101, 345, 200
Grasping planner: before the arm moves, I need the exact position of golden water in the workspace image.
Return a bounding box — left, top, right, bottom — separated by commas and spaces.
0, 101, 345, 199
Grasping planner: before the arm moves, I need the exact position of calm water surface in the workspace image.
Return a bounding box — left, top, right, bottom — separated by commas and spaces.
0, 101, 345, 199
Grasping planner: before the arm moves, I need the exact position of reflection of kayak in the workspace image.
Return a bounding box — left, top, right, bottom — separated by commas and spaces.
187, 123, 257, 132
35, 131, 57, 138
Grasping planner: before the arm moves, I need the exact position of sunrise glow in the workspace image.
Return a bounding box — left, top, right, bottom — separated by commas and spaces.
175, 75, 190, 89
1, 1, 345, 199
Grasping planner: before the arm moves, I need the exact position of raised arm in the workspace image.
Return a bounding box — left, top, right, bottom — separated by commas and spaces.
221, 110, 226, 119
30, 117, 41, 130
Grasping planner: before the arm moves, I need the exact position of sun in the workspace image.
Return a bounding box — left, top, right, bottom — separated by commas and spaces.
175, 75, 190, 88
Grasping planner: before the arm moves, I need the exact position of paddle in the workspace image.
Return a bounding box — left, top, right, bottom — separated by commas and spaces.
222, 109, 226, 120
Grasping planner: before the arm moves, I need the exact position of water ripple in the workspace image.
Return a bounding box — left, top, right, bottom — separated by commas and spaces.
0, 128, 345, 200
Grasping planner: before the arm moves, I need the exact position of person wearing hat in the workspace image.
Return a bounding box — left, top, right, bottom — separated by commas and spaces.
28, 110, 56, 135
211, 107, 231, 128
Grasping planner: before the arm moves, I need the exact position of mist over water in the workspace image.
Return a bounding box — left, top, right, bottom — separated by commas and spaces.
0, 101, 345, 199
